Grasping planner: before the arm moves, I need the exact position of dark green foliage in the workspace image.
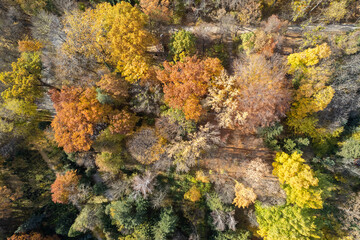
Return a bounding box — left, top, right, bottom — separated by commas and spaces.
68, 204, 106, 237
93, 182, 107, 195
15, 214, 45, 233
105, 197, 149, 230
46, 203, 79, 236
215, 229, 251, 240
152, 208, 178, 240
207, 43, 229, 67
258, 123, 283, 150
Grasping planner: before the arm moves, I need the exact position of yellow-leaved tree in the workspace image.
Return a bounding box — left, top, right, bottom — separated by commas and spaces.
273, 152, 333, 209
232, 182, 257, 208
287, 43, 342, 153
62, 2, 156, 83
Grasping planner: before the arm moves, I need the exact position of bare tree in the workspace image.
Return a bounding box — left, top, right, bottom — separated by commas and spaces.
132, 171, 157, 199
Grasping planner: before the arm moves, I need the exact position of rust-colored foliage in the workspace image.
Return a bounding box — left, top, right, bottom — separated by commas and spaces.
233, 55, 291, 132
50, 87, 112, 153
51, 170, 80, 204
96, 74, 128, 100
156, 56, 223, 121
7, 232, 60, 240
109, 109, 138, 135
0, 185, 21, 219
140, 0, 172, 23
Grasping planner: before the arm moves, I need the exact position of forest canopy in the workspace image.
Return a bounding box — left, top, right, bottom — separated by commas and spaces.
0, 0, 360, 239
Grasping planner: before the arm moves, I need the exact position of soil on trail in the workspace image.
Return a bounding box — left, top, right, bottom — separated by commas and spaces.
200, 129, 286, 205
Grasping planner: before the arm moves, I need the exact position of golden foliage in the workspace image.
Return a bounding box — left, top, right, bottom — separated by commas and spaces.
96, 74, 128, 100
126, 127, 165, 165
109, 110, 138, 135
184, 185, 201, 202
62, 2, 156, 82
195, 171, 209, 183
232, 182, 257, 208
273, 152, 323, 209
18, 39, 43, 52
287, 44, 336, 139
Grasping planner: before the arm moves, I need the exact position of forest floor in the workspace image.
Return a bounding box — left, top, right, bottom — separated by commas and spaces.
199, 129, 286, 205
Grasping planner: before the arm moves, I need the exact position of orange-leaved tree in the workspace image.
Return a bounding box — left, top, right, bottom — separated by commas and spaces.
50, 87, 112, 153
7, 232, 60, 240
0, 185, 21, 219
139, 0, 172, 23
156, 56, 223, 121
96, 74, 129, 101
18, 39, 43, 52
51, 170, 80, 204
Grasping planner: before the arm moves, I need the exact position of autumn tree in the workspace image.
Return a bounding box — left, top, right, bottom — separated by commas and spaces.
286, 43, 340, 147
0, 98, 41, 139
156, 56, 223, 121
140, 0, 172, 23
184, 185, 201, 202
50, 87, 112, 153
126, 127, 165, 165
166, 123, 224, 172
0, 185, 21, 219
7, 232, 60, 240
232, 182, 257, 208
255, 203, 323, 240
96, 74, 129, 103
109, 109, 138, 135
62, 2, 156, 83
205, 54, 291, 132
273, 152, 333, 209
0, 52, 43, 103
51, 170, 80, 204
155, 107, 196, 141
18, 39, 43, 52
